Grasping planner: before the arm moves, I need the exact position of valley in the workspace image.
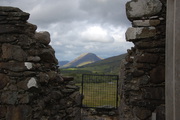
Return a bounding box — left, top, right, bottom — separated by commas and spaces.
60, 53, 126, 83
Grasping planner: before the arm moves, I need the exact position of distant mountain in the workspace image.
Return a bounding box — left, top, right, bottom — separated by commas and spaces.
62, 53, 102, 68
58, 61, 69, 67
78, 53, 127, 74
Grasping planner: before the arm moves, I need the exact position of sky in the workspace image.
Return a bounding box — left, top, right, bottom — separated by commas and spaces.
0, 0, 133, 61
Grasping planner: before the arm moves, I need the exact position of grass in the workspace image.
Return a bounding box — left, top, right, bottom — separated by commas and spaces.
78, 82, 118, 108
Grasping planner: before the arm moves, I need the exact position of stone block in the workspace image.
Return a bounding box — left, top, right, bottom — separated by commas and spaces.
126, 27, 156, 41
156, 104, 165, 120
0, 34, 17, 43
17, 34, 36, 48
24, 23, 37, 35
133, 107, 151, 120
0, 106, 7, 119
137, 53, 159, 63
27, 56, 41, 62
0, 62, 27, 72
142, 87, 165, 100
150, 65, 165, 84
39, 49, 58, 64
2, 43, 27, 61
132, 69, 144, 77
126, 0, 162, 20
135, 40, 165, 49
35, 31, 51, 45
39, 72, 50, 83
0, 73, 9, 89
18, 94, 29, 104
6, 105, 31, 120
0, 24, 25, 34
133, 20, 160, 27
1, 91, 18, 104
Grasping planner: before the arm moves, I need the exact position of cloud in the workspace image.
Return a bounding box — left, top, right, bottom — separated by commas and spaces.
0, 0, 133, 61
80, 26, 114, 43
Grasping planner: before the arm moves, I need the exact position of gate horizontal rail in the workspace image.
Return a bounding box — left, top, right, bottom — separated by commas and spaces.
81, 74, 119, 109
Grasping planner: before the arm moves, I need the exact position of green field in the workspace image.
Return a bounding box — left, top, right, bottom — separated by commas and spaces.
79, 82, 118, 108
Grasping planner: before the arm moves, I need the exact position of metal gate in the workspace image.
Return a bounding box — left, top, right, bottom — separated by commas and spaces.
81, 74, 119, 109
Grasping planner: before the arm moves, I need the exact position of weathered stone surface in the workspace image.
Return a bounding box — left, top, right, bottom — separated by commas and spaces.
24, 23, 37, 35
0, 34, 17, 43
39, 72, 49, 83
0, 62, 27, 72
0, 24, 25, 34
1, 91, 18, 104
2, 43, 27, 61
133, 107, 151, 119
133, 20, 161, 27
39, 49, 58, 64
17, 35, 36, 48
126, 27, 156, 41
0, 6, 22, 12
47, 71, 58, 80
62, 88, 75, 93
66, 85, 79, 90
50, 91, 63, 100
35, 31, 51, 45
24, 62, 33, 70
132, 69, 144, 77
126, 0, 162, 20
143, 48, 165, 53
156, 104, 165, 120
17, 79, 29, 90
139, 75, 150, 85
70, 91, 81, 105
27, 56, 41, 62
27, 77, 38, 89
6, 106, 31, 120
135, 40, 165, 49
0, 73, 9, 89
142, 87, 165, 100
0, 106, 7, 119
18, 94, 29, 104
150, 65, 165, 84
137, 53, 159, 63
63, 76, 74, 81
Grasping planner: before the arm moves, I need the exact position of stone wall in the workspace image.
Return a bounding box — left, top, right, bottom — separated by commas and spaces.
119, 0, 166, 120
0, 6, 81, 120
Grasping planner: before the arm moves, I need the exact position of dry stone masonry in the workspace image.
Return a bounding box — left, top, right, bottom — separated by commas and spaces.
119, 0, 166, 120
0, 6, 81, 120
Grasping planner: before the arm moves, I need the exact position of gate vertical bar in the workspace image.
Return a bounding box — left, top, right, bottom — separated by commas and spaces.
116, 75, 119, 109
81, 74, 84, 108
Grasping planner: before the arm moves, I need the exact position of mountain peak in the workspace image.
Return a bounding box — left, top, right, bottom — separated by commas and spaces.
62, 53, 102, 68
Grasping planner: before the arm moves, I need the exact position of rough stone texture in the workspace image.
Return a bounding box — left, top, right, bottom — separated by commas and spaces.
126, 27, 157, 41
126, 0, 162, 20
133, 20, 161, 27
0, 73, 9, 89
133, 107, 151, 119
0, 6, 81, 120
119, 0, 165, 119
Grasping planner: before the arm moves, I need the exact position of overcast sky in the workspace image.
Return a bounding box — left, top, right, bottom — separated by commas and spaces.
0, 0, 133, 61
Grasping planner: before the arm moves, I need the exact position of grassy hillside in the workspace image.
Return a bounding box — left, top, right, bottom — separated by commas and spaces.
60, 53, 127, 83
62, 53, 102, 68
79, 53, 127, 74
